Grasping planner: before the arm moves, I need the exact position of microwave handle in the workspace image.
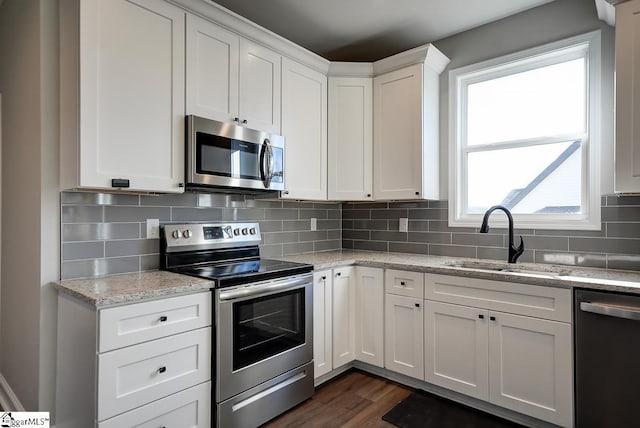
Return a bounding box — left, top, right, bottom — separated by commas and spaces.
259, 138, 275, 188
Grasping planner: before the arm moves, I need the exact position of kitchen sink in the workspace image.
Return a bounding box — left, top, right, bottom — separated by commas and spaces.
444, 261, 570, 277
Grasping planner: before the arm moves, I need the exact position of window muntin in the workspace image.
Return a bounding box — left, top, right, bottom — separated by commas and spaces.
449, 32, 601, 230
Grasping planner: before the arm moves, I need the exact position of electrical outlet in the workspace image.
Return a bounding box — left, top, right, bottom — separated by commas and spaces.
310, 218, 317, 231
146, 219, 160, 239
399, 218, 409, 232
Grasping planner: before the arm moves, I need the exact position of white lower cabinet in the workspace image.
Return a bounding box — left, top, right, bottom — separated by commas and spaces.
424, 300, 489, 400
56, 291, 213, 428
488, 311, 572, 426
313, 270, 333, 378
332, 266, 356, 368
385, 293, 424, 379
354, 267, 384, 367
384, 269, 424, 379
424, 274, 573, 427
98, 381, 211, 428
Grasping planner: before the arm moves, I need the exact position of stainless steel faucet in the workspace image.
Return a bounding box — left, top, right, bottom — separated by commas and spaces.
480, 205, 524, 264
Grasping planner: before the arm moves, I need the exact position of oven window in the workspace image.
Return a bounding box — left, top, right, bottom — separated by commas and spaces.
233, 288, 305, 371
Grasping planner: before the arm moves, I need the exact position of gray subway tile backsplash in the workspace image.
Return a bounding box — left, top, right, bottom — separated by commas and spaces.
342, 196, 640, 272
61, 192, 640, 280
61, 191, 341, 280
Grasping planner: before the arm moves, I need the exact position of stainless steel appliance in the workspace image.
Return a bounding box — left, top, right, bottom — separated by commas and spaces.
160, 222, 314, 428
186, 115, 285, 192
575, 288, 640, 427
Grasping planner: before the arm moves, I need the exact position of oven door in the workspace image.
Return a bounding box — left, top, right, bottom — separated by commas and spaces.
216, 273, 313, 402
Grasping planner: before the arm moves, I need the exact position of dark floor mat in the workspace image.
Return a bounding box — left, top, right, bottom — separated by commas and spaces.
382, 390, 524, 428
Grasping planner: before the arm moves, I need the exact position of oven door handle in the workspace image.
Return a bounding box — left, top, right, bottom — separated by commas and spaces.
218, 274, 312, 301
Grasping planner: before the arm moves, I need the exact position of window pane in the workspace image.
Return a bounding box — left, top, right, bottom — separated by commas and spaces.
467, 58, 586, 146
466, 141, 582, 214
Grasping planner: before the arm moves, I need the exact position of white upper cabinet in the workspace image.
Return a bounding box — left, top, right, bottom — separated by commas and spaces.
186, 14, 281, 133
60, 0, 186, 193
238, 40, 282, 133
328, 72, 373, 201
614, 0, 640, 193
281, 57, 328, 200
372, 46, 449, 200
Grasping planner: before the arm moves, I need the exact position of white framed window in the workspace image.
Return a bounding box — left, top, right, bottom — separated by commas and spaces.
449, 31, 601, 230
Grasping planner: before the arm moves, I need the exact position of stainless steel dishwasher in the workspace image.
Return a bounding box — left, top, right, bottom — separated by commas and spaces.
575, 288, 640, 427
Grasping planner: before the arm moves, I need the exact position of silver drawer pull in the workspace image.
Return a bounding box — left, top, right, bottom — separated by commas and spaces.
580, 301, 640, 321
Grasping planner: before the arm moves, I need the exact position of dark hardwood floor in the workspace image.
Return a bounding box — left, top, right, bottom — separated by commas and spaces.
262, 370, 412, 428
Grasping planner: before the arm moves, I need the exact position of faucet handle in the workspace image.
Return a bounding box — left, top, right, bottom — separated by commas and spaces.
512, 236, 525, 262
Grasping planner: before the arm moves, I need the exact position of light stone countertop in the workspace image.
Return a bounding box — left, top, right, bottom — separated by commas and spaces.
54, 270, 215, 307
55, 250, 640, 308
278, 250, 640, 294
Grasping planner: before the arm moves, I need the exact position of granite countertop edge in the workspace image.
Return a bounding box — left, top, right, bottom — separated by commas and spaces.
55, 270, 215, 307
55, 250, 640, 307
277, 250, 640, 294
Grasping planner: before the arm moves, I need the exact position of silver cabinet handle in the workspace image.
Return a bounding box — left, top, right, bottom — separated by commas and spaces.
580, 301, 640, 321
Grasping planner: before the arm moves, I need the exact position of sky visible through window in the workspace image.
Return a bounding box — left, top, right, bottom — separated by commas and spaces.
465, 58, 586, 213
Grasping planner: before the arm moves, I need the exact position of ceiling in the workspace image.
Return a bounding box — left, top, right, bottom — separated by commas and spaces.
210, 0, 557, 61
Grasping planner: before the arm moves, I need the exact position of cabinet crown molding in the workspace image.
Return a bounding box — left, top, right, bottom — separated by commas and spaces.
169, 0, 330, 74
329, 62, 374, 77
373, 43, 450, 76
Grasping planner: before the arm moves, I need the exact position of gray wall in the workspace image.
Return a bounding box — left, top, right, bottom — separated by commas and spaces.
0, 0, 60, 412
433, 0, 615, 196
61, 192, 341, 280
343, 196, 640, 271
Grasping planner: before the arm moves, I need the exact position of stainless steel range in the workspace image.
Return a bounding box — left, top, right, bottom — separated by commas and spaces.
160, 222, 314, 428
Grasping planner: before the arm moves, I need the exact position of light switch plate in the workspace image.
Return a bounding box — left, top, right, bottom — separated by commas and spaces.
146, 219, 160, 239
399, 218, 409, 232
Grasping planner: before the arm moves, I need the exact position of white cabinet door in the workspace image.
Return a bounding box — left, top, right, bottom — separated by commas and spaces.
354, 267, 384, 367
239, 40, 281, 133
313, 270, 333, 379
328, 77, 373, 200
186, 13, 239, 123
424, 301, 489, 400
281, 58, 328, 200
614, 0, 640, 193
77, 0, 185, 193
373, 64, 423, 200
385, 294, 424, 379
186, 16, 280, 134
488, 312, 572, 427
332, 266, 355, 368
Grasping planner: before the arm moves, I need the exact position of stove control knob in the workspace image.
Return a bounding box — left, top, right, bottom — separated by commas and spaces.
182, 229, 193, 239
171, 230, 180, 239
249, 227, 256, 235
233, 228, 240, 236
241, 228, 248, 235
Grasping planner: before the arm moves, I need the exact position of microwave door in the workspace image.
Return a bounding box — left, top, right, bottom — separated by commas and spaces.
259, 138, 275, 189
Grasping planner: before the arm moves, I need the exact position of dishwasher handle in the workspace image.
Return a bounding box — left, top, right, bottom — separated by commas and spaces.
580, 301, 640, 321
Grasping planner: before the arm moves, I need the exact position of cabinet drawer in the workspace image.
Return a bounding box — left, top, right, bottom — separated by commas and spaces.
99, 292, 211, 352
98, 381, 211, 428
97, 327, 211, 421
425, 274, 571, 322
385, 269, 424, 299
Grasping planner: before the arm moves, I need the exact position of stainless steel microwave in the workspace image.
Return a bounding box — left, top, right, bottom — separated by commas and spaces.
186, 115, 285, 192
